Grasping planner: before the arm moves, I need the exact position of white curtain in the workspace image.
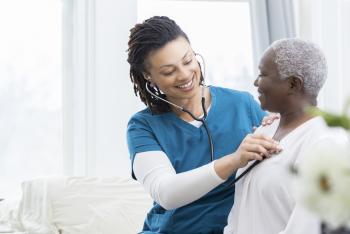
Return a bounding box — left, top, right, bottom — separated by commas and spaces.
295, 0, 350, 114
249, 0, 296, 69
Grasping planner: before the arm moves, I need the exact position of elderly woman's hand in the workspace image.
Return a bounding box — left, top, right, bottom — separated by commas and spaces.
233, 133, 282, 168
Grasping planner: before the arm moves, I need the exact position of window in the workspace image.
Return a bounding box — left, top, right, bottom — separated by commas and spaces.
137, 0, 256, 94
0, 0, 63, 198
295, 0, 350, 113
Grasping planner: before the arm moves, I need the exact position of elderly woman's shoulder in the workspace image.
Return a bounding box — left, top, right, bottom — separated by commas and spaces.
306, 117, 350, 145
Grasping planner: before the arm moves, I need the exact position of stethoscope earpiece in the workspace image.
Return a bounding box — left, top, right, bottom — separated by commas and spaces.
142, 63, 214, 162
194, 52, 206, 86
145, 77, 214, 162
144, 52, 262, 186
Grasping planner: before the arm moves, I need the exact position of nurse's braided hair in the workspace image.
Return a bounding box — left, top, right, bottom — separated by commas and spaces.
127, 16, 203, 114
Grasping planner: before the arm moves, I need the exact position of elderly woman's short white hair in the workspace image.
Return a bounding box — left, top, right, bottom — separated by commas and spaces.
270, 38, 327, 96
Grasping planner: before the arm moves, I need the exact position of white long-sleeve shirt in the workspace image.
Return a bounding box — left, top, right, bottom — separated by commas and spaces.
133, 151, 224, 210
224, 117, 349, 234
133, 106, 226, 210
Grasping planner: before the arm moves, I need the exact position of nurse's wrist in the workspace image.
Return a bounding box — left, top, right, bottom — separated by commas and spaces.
229, 152, 241, 171
214, 155, 238, 180
209, 161, 226, 183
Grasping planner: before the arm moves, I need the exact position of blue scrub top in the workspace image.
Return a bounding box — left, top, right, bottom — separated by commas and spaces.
127, 86, 266, 234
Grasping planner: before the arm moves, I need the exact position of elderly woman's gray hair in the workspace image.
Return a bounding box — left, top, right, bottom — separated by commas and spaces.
270, 38, 327, 97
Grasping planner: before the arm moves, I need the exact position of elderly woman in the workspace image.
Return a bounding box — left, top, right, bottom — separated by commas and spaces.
224, 38, 349, 234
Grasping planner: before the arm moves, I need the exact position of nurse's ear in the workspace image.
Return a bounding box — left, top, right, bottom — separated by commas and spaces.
143, 72, 152, 82
143, 72, 157, 88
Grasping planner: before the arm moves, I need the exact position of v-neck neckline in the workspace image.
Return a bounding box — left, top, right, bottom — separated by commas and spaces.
268, 116, 322, 144
168, 86, 216, 132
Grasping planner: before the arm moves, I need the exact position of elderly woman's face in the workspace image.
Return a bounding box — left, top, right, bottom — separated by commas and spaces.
254, 48, 289, 112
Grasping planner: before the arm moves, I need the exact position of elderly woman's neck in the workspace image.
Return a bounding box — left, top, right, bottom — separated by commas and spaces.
278, 98, 316, 128
279, 110, 312, 127
273, 109, 314, 142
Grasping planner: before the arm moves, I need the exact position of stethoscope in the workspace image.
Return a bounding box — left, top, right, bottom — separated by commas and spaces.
145, 53, 262, 185
145, 53, 214, 162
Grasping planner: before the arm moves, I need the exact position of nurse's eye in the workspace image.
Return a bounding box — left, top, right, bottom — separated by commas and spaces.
162, 70, 175, 76
184, 59, 192, 65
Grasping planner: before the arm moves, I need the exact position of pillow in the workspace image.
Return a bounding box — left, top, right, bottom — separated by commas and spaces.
16, 176, 152, 234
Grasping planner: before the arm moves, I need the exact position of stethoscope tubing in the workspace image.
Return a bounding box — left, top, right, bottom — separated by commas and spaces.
229, 160, 262, 186
146, 82, 263, 186
144, 52, 259, 185
146, 82, 214, 163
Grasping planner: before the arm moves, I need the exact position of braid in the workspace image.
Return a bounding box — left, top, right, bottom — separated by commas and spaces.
127, 16, 189, 114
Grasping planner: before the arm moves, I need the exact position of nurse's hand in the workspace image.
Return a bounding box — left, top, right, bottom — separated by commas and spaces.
233, 134, 282, 168
214, 134, 282, 180
261, 113, 280, 126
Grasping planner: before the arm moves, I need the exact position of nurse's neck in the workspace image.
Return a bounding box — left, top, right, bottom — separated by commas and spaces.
170, 86, 211, 122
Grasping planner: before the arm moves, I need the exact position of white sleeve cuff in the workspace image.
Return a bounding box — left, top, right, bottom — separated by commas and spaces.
209, 160, 226, 183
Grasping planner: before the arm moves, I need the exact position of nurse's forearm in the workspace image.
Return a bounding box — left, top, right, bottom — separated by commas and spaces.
134, 151, 226, 210
155, 162, 225, 210
214, 133, 281, 180
214, 154, 239, 180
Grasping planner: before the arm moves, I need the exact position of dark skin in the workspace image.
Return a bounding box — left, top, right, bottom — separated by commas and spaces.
144, 37, 282, 180
254, 48, 317, 141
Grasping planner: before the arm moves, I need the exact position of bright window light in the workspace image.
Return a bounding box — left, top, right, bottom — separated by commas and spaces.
0, 0, 63, 198
137, 0, 256, 93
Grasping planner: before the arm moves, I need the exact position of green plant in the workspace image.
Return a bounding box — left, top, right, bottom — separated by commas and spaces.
308, 98, 350, 130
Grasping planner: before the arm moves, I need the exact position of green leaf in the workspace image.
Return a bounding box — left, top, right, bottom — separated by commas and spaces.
308, 107, 350, 130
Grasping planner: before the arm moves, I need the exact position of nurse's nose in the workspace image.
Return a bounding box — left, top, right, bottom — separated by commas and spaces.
177, 66, 192, 80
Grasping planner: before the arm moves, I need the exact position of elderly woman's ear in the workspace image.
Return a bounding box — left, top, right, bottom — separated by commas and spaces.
287, 76, 304, 94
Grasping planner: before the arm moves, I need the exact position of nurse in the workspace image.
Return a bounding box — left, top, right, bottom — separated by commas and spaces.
126, 16, 281, 233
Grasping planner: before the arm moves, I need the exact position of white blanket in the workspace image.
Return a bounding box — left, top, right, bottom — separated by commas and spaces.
0, 176, 152, 234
